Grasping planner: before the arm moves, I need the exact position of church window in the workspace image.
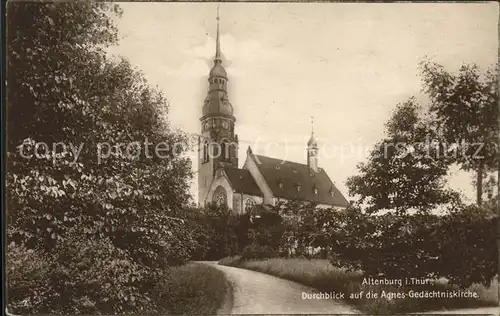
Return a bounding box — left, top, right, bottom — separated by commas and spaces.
221, 140, 229, 161
203, 140, 209, 163
211, 143, 220, 158
213, 186, 227, 207
244, 198, 256, 212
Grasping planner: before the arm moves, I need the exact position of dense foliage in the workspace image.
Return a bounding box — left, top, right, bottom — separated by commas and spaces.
329, 204, 497, 288
267, 200, 498, 288
6, 2, 199, 314
347, 98, 460, 215
187, 203, 285, 260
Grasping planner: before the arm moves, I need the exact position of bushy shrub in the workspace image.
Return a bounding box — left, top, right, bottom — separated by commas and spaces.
218, 255, 243, 267
436, 204, 497, 287
271, 200, 497, 288
7, 236, 163, 315
192, 203, 242, 260
329, 204, 497, 288
241, 244, 279, 260
6, 243, 55, 315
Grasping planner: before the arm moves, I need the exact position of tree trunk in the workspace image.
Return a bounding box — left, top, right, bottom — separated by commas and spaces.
477, 160, 484, 206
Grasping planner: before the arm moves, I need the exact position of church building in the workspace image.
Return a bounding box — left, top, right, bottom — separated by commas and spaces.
198, 12, 349, 213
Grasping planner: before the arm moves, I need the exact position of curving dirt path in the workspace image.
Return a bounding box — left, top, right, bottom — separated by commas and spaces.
200, 261, 359, 314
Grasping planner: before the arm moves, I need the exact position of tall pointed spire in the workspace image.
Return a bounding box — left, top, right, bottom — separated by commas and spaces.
215, 5, 221, 64
307, 116, 319, 172
307, 116, 318, 148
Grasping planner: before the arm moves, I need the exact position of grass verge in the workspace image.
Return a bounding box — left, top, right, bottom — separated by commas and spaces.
157, 262, 228, 315
219, 257, 498, 314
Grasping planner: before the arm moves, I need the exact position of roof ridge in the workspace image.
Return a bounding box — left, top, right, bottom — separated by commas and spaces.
253, 154, 308, 168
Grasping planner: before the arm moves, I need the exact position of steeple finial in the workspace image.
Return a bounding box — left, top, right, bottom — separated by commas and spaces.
307, 116, 318, 148
310, 116, 314, 136
307, 116, 319, 171
215, 5, 221, 63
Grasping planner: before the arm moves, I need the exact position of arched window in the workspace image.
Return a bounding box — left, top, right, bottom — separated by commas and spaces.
221, 139, 230, 161
245, 198, 256, 212
220, 141, 226, 161
211, 142, 221, 159
213, 186, 227, 207
203, 140, 209, 163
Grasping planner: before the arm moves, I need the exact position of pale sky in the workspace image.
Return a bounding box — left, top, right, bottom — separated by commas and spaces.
107, 2, 498, 204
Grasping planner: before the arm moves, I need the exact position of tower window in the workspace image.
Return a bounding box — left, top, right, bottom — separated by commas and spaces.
297, 183, 302, 192
203, 141, 209, 163
278, 182, 284, 189
314, 188, 319, 195
221, 140, 229, 161
211, 143, 220, 158
213, 186, 227, 207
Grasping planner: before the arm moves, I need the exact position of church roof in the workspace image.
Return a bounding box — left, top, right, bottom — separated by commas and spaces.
224, 167, 263, 197
202, 92, 233, 118
252, 154, 349, 207
307, 133, 318, 147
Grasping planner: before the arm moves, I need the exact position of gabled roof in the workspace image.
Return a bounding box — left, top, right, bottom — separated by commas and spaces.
250, 154, 349, 207
223, 167, 263, 197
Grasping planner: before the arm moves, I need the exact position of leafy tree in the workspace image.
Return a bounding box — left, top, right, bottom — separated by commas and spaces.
6, 2, 197, 313
419, 60, 499, 206
347, 98, 458, 215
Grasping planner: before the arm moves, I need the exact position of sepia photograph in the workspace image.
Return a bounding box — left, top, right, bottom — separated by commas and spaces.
5, 1, 499, 315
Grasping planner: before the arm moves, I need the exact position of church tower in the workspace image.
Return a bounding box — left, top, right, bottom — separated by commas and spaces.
198, 8, 238, 205
307, 117, 319, 172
